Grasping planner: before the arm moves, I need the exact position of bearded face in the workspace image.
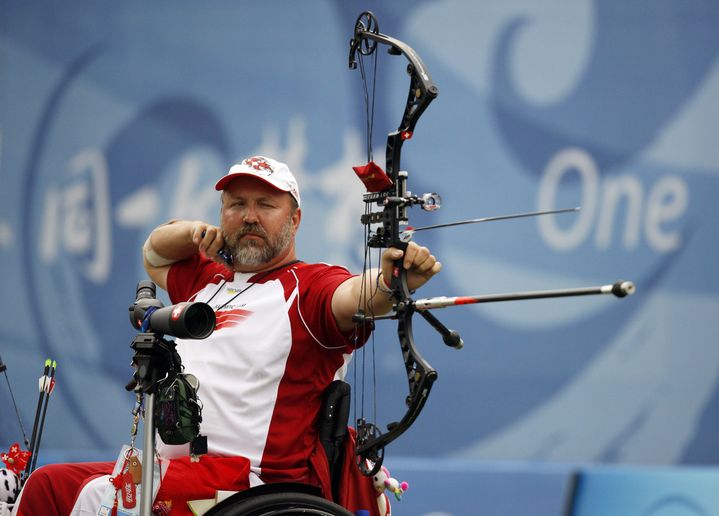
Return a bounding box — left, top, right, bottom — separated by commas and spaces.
219, 176, 300, 270
222, 216, 294, 267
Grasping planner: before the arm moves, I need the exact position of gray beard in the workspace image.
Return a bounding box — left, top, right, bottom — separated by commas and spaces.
223, 218, 294, 267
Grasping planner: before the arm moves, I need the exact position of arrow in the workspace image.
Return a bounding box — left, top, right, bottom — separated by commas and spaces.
400, 207, 580, 241
23, 359, 57, 480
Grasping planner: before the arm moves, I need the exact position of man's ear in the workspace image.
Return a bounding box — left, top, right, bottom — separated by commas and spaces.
292, 208, 302, 234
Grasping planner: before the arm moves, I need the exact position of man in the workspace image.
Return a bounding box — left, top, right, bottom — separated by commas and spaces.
14, 156, 440, 515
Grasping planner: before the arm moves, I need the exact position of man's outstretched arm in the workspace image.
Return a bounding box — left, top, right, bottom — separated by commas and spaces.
331, 242, 442, 332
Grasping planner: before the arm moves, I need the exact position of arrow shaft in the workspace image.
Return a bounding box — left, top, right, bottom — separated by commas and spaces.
410, 207, 579, 234
26, 362, 50, 462
29, 362, 55, 474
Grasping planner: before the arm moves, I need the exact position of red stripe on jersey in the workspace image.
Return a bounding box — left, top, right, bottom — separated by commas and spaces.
214, 308, 253, 330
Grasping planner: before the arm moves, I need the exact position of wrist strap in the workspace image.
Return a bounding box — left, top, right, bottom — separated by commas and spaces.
376, 273, 393, 295
143, 237, 179, 268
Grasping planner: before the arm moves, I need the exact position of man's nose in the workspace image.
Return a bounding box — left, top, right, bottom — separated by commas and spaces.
242, 204, 259, 223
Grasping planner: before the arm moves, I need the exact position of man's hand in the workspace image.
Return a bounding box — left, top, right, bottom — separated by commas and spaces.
380, 241, 442, 292
189, 222, 227, 266
332, 241, 442, 332
143, 220, 229, 290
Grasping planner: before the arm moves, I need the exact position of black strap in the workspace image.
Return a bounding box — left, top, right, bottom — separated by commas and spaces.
318, 380, 351, 500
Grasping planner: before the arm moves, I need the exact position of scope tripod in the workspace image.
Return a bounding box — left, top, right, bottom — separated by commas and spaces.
127, 331, 179, 516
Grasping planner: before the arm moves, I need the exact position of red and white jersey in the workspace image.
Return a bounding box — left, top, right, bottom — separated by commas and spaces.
158, 254, 368, 484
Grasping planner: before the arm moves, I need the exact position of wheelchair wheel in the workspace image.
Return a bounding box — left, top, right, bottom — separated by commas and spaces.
205, 483, 354, 516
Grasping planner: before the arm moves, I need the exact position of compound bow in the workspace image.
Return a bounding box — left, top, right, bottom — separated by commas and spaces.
347, 11, 633, 477
348, 11, 456, 477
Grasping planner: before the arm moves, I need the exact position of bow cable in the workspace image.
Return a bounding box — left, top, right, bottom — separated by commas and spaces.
0, 353, 31, 448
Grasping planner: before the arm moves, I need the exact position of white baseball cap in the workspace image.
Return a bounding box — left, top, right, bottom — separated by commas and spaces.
215, 155, 301, 207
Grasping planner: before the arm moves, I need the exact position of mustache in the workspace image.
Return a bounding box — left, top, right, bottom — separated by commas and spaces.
235, 223, 268, 241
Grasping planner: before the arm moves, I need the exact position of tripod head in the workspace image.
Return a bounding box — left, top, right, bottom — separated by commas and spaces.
128, 333, 179, 394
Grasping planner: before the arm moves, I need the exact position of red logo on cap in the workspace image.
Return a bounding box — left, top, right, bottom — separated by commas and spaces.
243, 157, 274, 174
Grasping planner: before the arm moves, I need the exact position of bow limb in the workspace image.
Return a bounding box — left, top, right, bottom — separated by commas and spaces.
355, 296, 438, 475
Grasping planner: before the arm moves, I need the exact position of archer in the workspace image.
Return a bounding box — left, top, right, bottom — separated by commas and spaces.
13, 155, 440, 516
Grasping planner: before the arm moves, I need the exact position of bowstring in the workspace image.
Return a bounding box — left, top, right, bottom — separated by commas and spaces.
358, 208, 382, 434
355, 44, 380, 433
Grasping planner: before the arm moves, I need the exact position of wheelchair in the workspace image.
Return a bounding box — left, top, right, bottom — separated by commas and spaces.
128, 295, 365, 515
204, 381, 358, 516
205, 484, 353, 516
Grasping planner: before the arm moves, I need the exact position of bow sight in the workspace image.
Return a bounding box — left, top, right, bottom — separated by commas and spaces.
348, 11, 635, 477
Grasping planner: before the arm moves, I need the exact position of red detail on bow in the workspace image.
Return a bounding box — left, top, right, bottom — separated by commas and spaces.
1, 443, 32, 475
352, 161, 393, 192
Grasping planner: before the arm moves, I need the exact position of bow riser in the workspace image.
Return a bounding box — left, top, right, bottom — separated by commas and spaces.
397, 310, 438, 410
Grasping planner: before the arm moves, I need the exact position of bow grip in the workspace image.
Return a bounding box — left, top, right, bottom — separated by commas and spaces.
386, 240, 419, 303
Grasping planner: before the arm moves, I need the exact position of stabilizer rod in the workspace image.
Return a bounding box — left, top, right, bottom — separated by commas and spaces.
413, 280, 635, 310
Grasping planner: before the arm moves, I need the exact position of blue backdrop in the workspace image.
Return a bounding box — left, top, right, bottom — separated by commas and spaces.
1, 0, 718, 513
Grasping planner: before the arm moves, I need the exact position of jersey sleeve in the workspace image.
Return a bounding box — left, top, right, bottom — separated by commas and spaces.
296, 264, 372, 351
166, 253, 231, 303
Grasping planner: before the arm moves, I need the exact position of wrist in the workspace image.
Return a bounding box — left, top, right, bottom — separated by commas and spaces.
376, 272, 393, 295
